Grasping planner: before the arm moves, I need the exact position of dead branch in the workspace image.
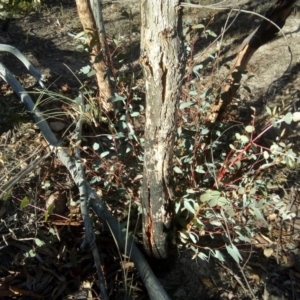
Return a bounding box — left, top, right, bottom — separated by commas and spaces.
0, 44, 46, 89
209, 0, 297, 122
73, 93, 108, 300
75, 0, 113, 110
0, 50, 171, 300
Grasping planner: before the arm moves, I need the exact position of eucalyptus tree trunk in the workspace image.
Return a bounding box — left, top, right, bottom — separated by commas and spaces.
140, 0, 186, 258
75, 0, 113, 111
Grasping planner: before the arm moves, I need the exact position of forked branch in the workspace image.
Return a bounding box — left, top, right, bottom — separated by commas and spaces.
0, 47, 170, 300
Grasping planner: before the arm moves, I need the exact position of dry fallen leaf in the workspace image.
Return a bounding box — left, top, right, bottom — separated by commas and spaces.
46, 191, 67, 215
60, 84, 71, 93
267, 213, 277, 221
201, 277, 214, 288
263, 247, 274, 258
120, 261, 134, 269
251, 273, 260, 284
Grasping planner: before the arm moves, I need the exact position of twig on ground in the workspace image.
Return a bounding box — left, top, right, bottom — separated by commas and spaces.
217, 262, 250, 296
0, 150, 52, 199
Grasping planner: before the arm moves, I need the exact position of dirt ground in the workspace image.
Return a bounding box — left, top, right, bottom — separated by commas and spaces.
0, 1, 300, 299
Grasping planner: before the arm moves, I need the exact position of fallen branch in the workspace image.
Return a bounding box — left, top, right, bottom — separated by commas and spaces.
181, 0, 296, 123
210, 0, 297, 122
0, 49, 171, 300
0, 44, 46, 89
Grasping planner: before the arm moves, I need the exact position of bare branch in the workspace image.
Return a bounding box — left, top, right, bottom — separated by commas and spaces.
0, 46, 170, 300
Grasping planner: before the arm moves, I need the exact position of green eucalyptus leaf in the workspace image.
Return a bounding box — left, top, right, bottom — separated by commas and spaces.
263, 151, 269, 159
93, 143, 100, 150
251, 207, 268, 226
180, 101, 195, 109
284, 112, 293, 124
217, 197, 227, 206
192, 24, 205, 29
2, 189, 13, 201
195, 166, 205, 173
208, 198, 218, 207
189, 232, 198, 243
183, 200, 195, 214
20, 196, 29, 209
245, 125, 254, 133
131, 111, 140, 117
205, 29, 217, 37
292, 112, 300, 122
237, 233, 251, 243
213, 250, 225, 262
238, 187, 245, 194
108, 94, 126, 103
186, 189, 197, 194
240, 135, 249, 143
100, 151, 110, 158
200, 190, 220, 202
34, 238, 45, 247
80, 65, 91, 74
225, 244, 243, 264
174, 166, 183, 174
87, 70, 97, 77
200, 192, 211, 202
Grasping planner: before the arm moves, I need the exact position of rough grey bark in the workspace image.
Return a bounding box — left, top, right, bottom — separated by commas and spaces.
140, 0, 186, 258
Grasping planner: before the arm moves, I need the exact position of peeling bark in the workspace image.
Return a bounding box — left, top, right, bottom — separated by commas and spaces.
140, 0, 186, 258
75, 0, 113, 110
